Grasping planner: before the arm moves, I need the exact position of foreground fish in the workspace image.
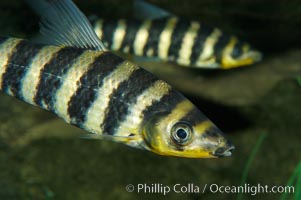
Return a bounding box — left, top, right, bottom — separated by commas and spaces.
0, 0, 234, 158
91, 0, 262, 69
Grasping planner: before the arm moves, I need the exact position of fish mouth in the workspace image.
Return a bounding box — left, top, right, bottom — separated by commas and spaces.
212, 144, 235, 157
243, 50, 263, 63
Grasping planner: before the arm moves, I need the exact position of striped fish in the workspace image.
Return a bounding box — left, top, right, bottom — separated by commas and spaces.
0, 0, 234, 158
91, 0, 262, 69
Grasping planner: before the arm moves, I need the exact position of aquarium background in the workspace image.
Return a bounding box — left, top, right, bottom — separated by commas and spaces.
0, 0, 300, 199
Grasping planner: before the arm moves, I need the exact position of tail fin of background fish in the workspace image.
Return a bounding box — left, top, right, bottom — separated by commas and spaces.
25, 0, 106, 51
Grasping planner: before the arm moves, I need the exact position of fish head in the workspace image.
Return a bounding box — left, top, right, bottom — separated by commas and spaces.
220, 39, 262, 69
141, 92, 234, 158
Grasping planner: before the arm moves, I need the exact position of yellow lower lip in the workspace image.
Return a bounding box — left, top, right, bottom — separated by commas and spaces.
222, 58, 254, 69
150, 148, 217, 158
221, 51, 262, 69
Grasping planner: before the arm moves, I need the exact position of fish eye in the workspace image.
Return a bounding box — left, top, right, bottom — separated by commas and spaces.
171, 122, 192, 145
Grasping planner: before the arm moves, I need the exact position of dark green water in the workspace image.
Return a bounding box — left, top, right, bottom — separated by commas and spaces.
0, 0, 300, 199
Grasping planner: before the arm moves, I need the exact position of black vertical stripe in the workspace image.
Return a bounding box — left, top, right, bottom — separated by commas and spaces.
101, 68, 158, 135
143, 17, 169, 56
1, 40, 44, 99
34, 47, 85, 111
67, 52, 124, 126
167, 19, 190, 60
179, 107, 208, 126
102, 20, 118, 49
120, 19, 141, 52
141, 89, 184, 124
90, 16, 100, 28
190, 24, 214, 65
213, 34, 231, 63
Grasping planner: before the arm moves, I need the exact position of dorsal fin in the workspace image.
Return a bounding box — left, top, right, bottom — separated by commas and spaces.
133, 0, 174, 20
26, 0, 107, 51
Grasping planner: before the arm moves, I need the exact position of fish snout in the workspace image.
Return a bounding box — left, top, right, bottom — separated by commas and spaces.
212, 141, 235, 157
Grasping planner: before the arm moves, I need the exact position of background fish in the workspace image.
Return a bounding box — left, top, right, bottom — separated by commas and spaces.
90, 0, 262, 69
0, 0, 234, 158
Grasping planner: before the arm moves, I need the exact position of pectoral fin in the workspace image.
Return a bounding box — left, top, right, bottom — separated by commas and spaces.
80, 133, 141, 143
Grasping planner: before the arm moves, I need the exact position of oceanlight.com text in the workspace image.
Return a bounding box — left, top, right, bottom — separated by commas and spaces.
125, 183, 294, 196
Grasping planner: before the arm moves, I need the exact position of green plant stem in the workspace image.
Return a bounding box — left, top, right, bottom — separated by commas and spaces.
237, 132, 267, 200
297, 76, 301, 87
280, 159, 301, 200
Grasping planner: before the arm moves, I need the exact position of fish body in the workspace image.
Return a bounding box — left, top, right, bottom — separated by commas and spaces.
91, 1, 262, 69
0, 0, 234, 158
